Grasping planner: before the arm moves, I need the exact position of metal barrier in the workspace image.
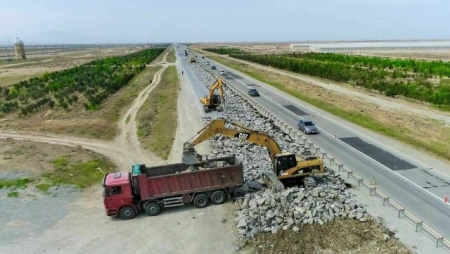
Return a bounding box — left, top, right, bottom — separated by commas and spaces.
194, 59, 450, 249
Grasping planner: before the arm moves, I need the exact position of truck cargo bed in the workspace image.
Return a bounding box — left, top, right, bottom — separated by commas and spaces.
132, 156, 244, 201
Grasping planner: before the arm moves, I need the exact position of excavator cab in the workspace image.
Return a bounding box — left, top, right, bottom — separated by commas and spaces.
274, 154, 297, 175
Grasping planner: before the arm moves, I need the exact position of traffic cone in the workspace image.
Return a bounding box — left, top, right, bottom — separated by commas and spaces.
445, 193, 448, 203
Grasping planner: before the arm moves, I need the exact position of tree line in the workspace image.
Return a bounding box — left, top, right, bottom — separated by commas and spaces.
0, 48, 165, 115
203, 48, 450, 107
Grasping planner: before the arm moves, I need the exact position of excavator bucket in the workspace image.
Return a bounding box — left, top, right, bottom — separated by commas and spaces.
261, 171, 285, 192
182, 151, 202, 165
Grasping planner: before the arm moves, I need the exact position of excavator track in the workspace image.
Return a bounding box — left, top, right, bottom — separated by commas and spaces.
261, 171, 285, 192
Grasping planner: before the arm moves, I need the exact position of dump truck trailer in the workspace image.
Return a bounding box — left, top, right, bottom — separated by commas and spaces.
103, 156, 244, 219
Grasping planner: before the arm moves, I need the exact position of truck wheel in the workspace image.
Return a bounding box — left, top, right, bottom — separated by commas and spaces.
119, 206, 136, 220
145, 202, 161, 216
211, 190, 226, 205
193, 194, 209, 208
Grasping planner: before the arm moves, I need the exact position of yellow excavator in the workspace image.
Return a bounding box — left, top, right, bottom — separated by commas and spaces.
200, 77, 224, 113
182, 119, 324, 191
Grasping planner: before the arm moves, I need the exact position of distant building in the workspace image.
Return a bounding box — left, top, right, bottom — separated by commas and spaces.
290, 41, 450, 53
13, 37, 26, 59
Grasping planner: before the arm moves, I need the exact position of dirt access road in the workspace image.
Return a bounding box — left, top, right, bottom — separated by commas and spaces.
0, 49, 237, 254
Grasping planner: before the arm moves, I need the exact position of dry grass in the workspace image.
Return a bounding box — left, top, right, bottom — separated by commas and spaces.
247, 219, 411, 254
137, 66, 179, 160
195, 48, 450, 161
0, 65, 163, 139
166, 47, 176, 63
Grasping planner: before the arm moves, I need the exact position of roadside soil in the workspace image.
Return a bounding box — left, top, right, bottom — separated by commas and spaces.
193, 46, 450, 162
0, 138, 115, 248
0, 138, 103, 176
245, 219, 411, 254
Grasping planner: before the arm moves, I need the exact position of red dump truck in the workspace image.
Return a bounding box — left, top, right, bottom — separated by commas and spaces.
102, 156, 244, 219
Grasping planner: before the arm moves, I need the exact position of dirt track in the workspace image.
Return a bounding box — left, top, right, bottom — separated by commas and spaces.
0, 49, 237, 254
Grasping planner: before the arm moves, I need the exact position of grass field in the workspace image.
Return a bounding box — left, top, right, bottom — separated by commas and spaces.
137, 66, 179, 160
166, 47, 176, 63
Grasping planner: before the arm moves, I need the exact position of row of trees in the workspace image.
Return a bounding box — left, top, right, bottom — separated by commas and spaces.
203, 47, 244, 55
202, 47, 450, 107
235, 53, 450, 106
287, 53, 450, 77
0, 48, 165, 115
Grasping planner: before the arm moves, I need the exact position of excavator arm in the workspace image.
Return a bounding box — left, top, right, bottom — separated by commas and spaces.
183, 119, 282, 164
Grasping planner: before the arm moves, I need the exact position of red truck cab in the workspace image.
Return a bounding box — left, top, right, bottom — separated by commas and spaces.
103, 172, 136, 217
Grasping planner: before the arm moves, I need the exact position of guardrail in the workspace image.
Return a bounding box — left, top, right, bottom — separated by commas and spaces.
194, 59, 450, 250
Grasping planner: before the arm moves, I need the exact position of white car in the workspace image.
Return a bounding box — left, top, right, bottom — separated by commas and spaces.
206, 62, 210, 65
220, 70, 225, 75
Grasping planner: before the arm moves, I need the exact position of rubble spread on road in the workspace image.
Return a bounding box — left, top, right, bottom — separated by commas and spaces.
191, 63, 368, 238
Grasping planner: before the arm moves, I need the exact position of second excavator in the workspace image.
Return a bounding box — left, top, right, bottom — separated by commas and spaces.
182, 119, 324, 191
200, 77, 225, 113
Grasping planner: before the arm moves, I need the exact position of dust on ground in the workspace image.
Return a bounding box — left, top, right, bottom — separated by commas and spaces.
243, 218, 411, 254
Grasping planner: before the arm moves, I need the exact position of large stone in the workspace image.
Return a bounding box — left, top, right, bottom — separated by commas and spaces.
257, 198, 266, 206
271, 225, 280, 234
280, 196, 287, 208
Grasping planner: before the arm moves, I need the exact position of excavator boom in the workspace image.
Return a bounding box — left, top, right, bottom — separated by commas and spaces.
183, 119, 282, 164
182, 119, 324, 192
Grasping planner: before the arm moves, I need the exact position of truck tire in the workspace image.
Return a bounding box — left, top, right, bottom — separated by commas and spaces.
119, 206, 136, 220
144, 202, 161, 216
211, 190, 226, 205
193, 194, 209, 208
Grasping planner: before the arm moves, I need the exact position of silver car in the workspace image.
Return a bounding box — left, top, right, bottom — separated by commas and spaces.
297, 119, 319, 134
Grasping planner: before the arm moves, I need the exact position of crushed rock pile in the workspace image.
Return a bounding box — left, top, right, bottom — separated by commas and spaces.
190, 62, 368, 238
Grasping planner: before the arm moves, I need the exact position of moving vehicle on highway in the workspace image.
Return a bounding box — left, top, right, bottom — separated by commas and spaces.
220, 70, 225, 75
211, 65, 217, 70
183, 119, 324, 191
103, 156, 243, 220
297, 119, 319, 134
248, 88, 260, 97
205, 61, 210, 65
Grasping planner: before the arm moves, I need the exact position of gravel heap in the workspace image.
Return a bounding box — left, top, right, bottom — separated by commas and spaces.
190, 63, 368, 238
235, 172, 368, 238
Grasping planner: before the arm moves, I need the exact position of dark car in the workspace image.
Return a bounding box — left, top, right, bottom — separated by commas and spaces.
297, 119, 319, 134
248, 88, 260, 97
211, 65, 217, 70
202, 56, 205, 59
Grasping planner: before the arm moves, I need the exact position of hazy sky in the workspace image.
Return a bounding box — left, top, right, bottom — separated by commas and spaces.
1, 0, 449, 44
